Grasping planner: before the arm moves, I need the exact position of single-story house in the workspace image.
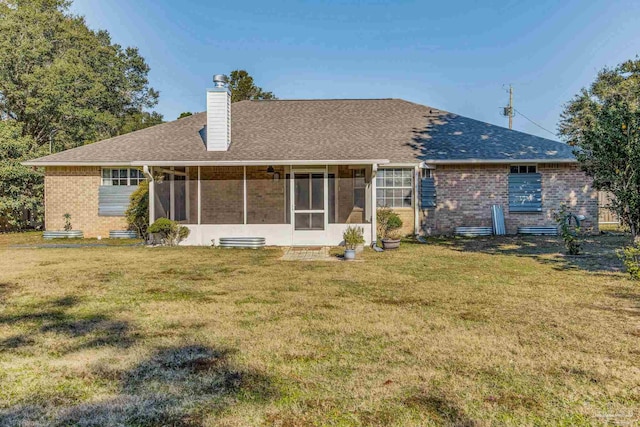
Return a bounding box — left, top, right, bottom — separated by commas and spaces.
24, 75, 598, 246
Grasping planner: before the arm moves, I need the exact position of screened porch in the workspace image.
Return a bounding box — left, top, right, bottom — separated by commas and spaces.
149, 164, 380, 246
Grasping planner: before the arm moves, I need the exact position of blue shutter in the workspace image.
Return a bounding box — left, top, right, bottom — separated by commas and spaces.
98, 186, 137, 216
420, 177, 436, 208
508, 173, 542, 212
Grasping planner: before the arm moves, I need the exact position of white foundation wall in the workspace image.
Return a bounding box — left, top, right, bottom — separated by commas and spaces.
180, 223, 372, 246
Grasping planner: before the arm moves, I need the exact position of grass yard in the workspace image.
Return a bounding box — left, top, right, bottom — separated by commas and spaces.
0, 232, 638, 426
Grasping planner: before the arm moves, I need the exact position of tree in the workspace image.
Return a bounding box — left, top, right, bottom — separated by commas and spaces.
0, 0, 160, 150
227, 70, 276, 103
559, 58, 640, 242
0, 121, 44, 230
0, 0, 161, 230
125, 180, 149, 240
118, 111, 164, 135
178, 112, 193, 119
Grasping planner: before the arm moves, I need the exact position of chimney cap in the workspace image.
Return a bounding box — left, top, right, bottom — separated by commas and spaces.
213, 74, 228, 87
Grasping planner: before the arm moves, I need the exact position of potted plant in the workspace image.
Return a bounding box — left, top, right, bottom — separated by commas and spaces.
343, 225, 365, 260
377, 207, 403, 250
43, 213, 84, 239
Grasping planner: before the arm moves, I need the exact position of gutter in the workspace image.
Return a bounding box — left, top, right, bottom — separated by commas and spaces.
22, 159, 391, 167
22, 158, 578, 168
22, 161, 134, 167
420, 158, 578, 165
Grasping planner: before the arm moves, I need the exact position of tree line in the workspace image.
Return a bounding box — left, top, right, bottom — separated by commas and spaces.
0, 0, 274, 230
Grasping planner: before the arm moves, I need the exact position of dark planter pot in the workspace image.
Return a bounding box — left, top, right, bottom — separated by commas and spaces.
382, 238, 401, 250
344, 249, 356, 261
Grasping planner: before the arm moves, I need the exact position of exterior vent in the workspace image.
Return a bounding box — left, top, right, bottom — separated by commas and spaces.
206, 74, 231, 151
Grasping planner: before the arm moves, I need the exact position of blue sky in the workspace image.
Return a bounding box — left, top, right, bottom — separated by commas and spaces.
72, 0, 639, 139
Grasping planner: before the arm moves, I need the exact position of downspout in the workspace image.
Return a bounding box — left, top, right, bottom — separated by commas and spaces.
143, 165, 155, 225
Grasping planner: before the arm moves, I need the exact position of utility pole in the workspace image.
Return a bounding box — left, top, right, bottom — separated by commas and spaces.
508, 85, 513, 129
503, 85, 514, 129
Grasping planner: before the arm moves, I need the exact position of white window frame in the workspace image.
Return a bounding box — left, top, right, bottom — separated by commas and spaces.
376, 168, 413, 208
101, 168, 144, 186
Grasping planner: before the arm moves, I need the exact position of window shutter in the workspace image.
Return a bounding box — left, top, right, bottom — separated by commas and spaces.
420, 177, 436, 208
98, 186, 137, 216
508, 173, 542, 212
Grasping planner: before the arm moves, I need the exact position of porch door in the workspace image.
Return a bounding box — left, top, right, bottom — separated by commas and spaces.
293, 172, 326, 245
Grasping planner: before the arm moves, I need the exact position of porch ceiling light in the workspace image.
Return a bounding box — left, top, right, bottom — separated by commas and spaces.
266, 165, 275, 174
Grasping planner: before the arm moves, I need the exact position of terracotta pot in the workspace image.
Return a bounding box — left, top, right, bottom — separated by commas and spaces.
382, 238, 401, 250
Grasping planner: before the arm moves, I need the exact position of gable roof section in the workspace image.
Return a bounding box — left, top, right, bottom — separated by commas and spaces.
24, 99, 576, 166
407, 111, 575, 163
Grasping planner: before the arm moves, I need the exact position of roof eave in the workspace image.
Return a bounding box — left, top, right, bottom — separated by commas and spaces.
422, 158, 577, 165
22, 159, 392, 167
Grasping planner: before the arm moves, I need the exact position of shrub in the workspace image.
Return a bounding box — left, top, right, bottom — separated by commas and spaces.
148, 218, 190, 246
125, 180, 149, 240
377, 207, 403, 240
63, 213, 72, 231
343, 225, 365, 250
553, 203, 581, 255
618, 244, 640, 281
385, 228, 404, 240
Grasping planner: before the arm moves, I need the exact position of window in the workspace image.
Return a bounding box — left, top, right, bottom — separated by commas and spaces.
353, 169, 366, 210
510, 165, 537, 174
129, 169, 144, 185
420, 168, 432, 179
102, 168, 145, 186
376, 168, 413, 208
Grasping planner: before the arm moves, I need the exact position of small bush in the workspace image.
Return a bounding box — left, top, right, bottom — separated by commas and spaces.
63, 213, 72, 231
377, 207, 403, 240
148, 218, 190, 246
385, 228, 404, 240
553, 204, 581, 255
618, 244, 640, 280
343, 225, 365, 250
125, 180, 149, 240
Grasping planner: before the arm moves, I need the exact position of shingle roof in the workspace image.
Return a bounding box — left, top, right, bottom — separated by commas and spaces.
25, 99, 576, 165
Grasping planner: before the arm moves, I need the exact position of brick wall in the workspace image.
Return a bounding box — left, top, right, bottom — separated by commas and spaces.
420, 163, 598, 235
246, 166, 287, 224
44, 167, 128, 238
392, 208, 415, 236
200, 166, 244, 224
335, 165, 370, 224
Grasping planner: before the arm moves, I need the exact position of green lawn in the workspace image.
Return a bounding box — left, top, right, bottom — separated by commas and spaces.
0, 232, 638, 426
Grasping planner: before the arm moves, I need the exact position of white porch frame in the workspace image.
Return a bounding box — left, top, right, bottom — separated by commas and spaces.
147, 162, 383, 246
